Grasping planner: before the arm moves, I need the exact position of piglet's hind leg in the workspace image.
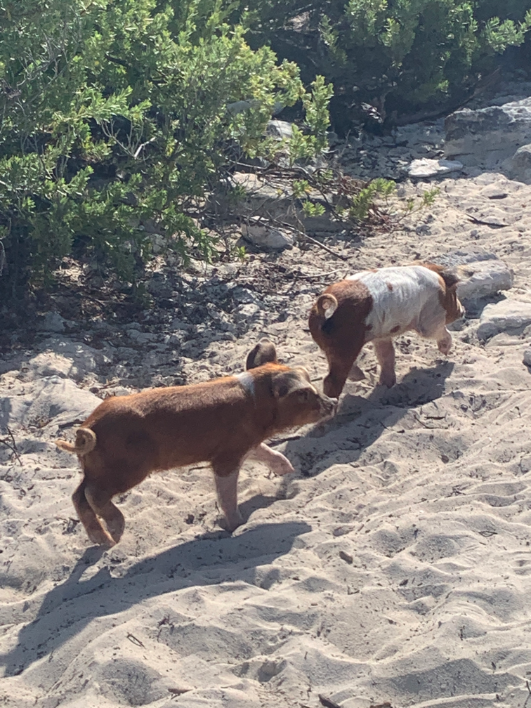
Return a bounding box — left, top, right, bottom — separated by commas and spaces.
213, 467, 243, 532
85, 485, 126, 546
73, 481, 116, 547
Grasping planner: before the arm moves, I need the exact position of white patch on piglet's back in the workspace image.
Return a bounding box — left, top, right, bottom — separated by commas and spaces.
236, 372, 255, 398
347, 266, 445, 340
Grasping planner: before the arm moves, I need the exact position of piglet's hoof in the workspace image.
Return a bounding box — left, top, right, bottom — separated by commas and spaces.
378, 372, 396, 388
437, 339, 452, 355
106, 518, 125, 545
222, 512, 244, 533
87, 527, 116, 548
348, 364, 366, 382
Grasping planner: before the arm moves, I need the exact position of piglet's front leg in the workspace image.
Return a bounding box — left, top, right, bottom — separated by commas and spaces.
249, 443, 295, 476
436, 327, 453, 355
374, 339, 397, 388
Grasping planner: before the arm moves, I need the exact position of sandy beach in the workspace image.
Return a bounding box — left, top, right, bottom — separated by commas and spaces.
1, 140, 531, 707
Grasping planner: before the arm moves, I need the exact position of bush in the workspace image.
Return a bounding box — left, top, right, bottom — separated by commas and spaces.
243, 0, 531, 130
0, 0, 331, 300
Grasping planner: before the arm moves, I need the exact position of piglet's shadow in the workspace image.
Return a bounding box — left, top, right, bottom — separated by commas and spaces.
1, 520, 310, 677
238, 493, 281, 521
280, 361, 455, 476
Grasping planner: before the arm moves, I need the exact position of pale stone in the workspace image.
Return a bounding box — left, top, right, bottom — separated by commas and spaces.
456, 260, 514, 305
407, 158, 463, 178
38, 312, 68, 333
234, 303, 261, 323
435, 249, 513, 309
241, 223, 294, 250
266, 120, 293, 140
477, 300, 531, 341
0, 376, 100, 432
505, 144, 531, 184
150, 234, 167, 254
24, 339, 112, 383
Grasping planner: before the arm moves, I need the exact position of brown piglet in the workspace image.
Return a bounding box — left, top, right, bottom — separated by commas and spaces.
309, 263, 464, 398
56, 340, 336, 547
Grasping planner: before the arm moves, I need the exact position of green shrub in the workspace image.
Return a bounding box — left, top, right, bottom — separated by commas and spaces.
243, 0, 531, 128
0, 0, 330, 299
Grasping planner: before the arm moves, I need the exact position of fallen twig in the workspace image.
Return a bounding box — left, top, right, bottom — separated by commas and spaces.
523, 679, 531, 708
466, 214, 506, 229
268, 434, 303, 447
126, 632, 145, 648
286, 267, 350, 280
0, 427, 22, 465
302, 233, 349, 261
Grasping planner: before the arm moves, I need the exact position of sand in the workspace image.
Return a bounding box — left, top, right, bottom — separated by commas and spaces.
1, 165, 531, 706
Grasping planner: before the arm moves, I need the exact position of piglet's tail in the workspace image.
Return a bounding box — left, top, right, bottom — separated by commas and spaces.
56, 428, 96, 456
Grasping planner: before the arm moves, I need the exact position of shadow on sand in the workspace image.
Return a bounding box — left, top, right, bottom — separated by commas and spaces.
281, 360, 455, 475
1, 519, 310, 677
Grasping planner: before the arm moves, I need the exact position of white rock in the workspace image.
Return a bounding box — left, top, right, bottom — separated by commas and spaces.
445, 98, 531, 167
456, 259, 514, 305
242, 223, 294, 251
234, 303, 261, 323
217, 263, 239, 278
434, 249, 513, 311
226, 99, 258, 115
505, 143, 531, 184
38, 312, 68, 333
171, 318, 189, 331
127, 329, 157, 344
266, 120, 293, 140
407, 158, 463, 179
0, 376, 100, 432
231, 286, 259, 305
24, 339, 111, 383
477, 300, 531, 341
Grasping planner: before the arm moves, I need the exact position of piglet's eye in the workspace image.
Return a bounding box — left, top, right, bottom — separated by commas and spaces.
298, 389, 310, 401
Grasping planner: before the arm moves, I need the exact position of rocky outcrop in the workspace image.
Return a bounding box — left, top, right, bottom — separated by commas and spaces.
477, 299, 531, 341
505, 143, 531, 184
435, 248, 513, 312
444, 97, 531, 168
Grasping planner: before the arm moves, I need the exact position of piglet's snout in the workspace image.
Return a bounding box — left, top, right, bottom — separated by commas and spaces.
319, 394, 338, 418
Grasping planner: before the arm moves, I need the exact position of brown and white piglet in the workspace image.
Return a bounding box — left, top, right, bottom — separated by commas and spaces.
309, 263, 464, 398
55, 340, 337, 547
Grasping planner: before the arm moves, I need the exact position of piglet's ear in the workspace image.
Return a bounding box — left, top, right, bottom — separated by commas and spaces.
439, 268, 460, 289
272, 370, 312, 399
317, 294, 338, 320
245, 338, 278, 370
